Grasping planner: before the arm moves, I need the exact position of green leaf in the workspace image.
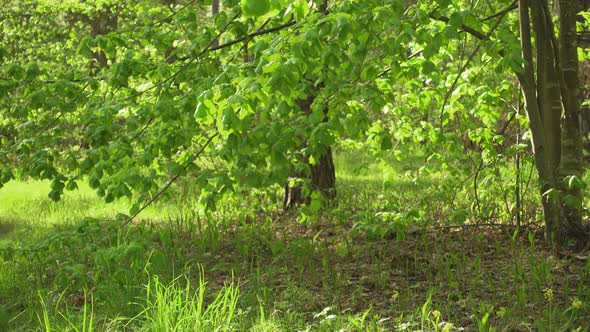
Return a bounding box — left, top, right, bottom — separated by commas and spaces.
452, 209, 470, 224
436, 0, 452, 8
77, 37, 93, 57
310, 192, 322, 212
380, 132, 393, 150
564, 175, 585, 190
48, 190, 61, 202
542, 188, 560, 203
448, 12, 464, 28
0, 46, 8, 61
25, 63, 41, 79
105, 192, 114, 203
194, 101, 209, 119
221, 107, 240, 132
422, 44, 437, 59
66, 180, 78, 191
1, 169, 14, 185
563, 194, 582, 210
124, 241, 144, 259
7, 64, 24, 80
242, 0, 271, 17
293, 0, 308, 20
421, 61, 436, 75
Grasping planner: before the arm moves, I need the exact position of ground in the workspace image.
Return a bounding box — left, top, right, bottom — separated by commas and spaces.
0, 150, 589, 331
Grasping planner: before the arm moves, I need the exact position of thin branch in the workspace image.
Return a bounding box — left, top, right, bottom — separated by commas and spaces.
429, 0, 518, 59
122, 16, 293, 105
482, 0, 518, 21
429, 14, 488, 41
209, 20, 296, 52
157, 0, 197, 26
377, 50, 422, 78
120, 132, 219, 228
108, 14, 295, 228
497, 109, 518, 137
114, 11, 241, 106
438, 6, 510, 128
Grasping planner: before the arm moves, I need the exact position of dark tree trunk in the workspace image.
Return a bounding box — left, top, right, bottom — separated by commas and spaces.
311, 146, 336, 198
283, 95, 336, 210
283, 150, 336, 210
283, 0, 335, 210
89, 6, 118, 76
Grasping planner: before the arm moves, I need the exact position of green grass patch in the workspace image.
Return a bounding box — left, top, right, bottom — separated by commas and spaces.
0, 148, 588, 331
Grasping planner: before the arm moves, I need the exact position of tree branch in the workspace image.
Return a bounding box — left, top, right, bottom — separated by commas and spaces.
483, 0, 518, 21
436, 4, 511, 128
429, 0, 518, 58
209, 20, 296, 52
120, 132, 219, 228
429, 14, 488, 41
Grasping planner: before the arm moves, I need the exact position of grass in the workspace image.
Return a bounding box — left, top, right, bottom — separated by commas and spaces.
0, 179, 197, 224
0, 147, 589, 331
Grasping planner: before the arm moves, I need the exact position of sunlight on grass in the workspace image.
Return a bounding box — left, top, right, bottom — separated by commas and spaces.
0, 180, 197, 230
138, 274, 239, 331
1, 180, 124, 222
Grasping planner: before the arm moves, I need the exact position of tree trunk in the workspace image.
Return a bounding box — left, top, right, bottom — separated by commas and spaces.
517, 0, 588, 249
283, 151, 336, 210
556, 0, 588, 247
283, 0, 335, 210
311, 146, 336, 198
283, 95, 336, 210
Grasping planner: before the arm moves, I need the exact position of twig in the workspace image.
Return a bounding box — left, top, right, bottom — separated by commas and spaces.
437, 7, 509, 129
428, 0, 518, 59
482, 0, 518, 21
209, 20, 296, 52
117, 11, 295, 228
120, 133, 219, 228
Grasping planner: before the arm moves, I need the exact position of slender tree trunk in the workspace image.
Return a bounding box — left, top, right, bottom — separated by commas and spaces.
517, 0, 588, 249
556, 0, 587, 246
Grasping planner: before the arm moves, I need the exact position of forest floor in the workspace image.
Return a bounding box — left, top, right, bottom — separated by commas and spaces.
0, 151, 589, 331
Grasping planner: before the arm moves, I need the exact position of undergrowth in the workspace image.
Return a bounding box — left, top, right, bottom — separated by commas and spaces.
0, 148, 589, 331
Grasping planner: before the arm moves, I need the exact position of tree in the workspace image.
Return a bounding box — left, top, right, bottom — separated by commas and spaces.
283, 93, 336, 210
515, 0, 587, 248
430, 0, 588, 248
3, 0, 586, 247
282, 0, 336, 210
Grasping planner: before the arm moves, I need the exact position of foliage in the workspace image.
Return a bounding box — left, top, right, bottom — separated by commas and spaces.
2, 0, 590, 330
0, 0, 533, 215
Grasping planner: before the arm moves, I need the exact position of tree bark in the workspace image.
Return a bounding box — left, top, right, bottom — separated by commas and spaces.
283, 95, 336, 210
283, 0, 335, 210
556, 0, 588, 247
283, 150, 336, 210
517, 0, 588, 249
89, 6, 118, 75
